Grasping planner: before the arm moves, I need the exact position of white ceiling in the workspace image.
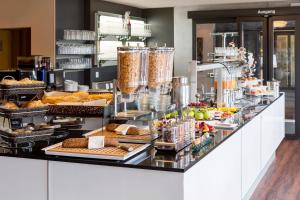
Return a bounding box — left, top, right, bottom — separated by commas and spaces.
104, 0, 295, 9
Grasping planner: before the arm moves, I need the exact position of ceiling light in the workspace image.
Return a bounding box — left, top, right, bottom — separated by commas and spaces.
273, 21, 288, 28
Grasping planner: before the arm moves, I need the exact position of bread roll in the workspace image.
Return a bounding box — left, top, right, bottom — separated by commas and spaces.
127, 127, 150, 135
104, 138, 119, 147
2, 102, 19, 110
105, 123, 119, 132
62, 138, 88, 148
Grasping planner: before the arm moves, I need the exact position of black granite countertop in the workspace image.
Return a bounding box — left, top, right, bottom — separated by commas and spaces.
0, 95, 282, 173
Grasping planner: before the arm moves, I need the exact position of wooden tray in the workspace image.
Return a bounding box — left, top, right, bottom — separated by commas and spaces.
0, 106, 49, 119
43, 142, 150, 161
84, 128, 159, 144
47, 104, 112, 117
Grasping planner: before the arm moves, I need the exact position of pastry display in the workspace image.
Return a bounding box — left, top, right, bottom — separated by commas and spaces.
22, 100, 46, 109
0, 78, 44, 86
1, 101, 19, 110
0, 123, 54, 137
0, 100, 47, 110
42, 91, 113, 105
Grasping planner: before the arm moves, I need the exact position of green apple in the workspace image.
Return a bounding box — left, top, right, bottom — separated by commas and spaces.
165, 113, 172, 119
203, 110, 210, 120
188, 110, 195, 118
170, 111, 178, 118
195, 112, 204, 120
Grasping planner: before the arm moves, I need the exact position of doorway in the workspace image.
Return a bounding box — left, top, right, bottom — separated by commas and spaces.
0, 28, 31, 70
190, 8, 300, 137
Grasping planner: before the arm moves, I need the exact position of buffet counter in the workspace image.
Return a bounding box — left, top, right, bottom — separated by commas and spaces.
0, 94, 285, 200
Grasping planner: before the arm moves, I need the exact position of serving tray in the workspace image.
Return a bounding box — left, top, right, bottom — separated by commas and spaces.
47, 104, 112, 117
84, 128, 159, 144
0, 128, 54, 143
0, 83, 45, 89
0, 85, 45, 97
43, 142, 150, 161
0, 106, 49, 119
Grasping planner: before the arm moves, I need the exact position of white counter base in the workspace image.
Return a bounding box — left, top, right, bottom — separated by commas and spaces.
0, 94, 285, 200
242, 153, 275, 200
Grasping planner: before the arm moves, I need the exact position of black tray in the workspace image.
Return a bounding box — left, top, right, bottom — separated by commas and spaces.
0, 84, 45, 97
0, 82, 45, 89
0, 128, 54, 143
47, 104, 112, 117
0, 106, 49, 119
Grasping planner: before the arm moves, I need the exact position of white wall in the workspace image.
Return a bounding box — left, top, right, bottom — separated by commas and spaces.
0, 0, 56, 63
173, 7, 194, 77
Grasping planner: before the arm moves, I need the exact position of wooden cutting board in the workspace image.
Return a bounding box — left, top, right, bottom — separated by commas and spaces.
43, 142, 149, 161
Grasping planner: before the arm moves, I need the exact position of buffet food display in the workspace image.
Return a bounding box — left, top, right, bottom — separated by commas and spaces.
0, 78, 44, 87
0, 77, 45, 97
0, 100, 48, 118
0, 123, 54, 143
43, 91, 113, 117
0, 43, 281, 162
43, 136, 150, 161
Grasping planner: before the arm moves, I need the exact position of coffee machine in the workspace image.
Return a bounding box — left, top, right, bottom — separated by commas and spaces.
17, 56, 42, 80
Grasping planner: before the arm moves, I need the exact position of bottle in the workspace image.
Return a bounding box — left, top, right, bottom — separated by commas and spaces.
127, 16, 131, 37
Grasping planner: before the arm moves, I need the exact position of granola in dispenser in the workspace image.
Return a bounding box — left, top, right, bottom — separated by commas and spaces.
117, 48, 141, 94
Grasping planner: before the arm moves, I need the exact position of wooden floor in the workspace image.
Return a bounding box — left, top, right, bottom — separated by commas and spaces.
251, 139, 300, 200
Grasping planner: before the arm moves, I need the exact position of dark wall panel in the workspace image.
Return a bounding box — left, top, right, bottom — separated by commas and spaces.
142, 8, 174, 47
56, 0, 85, 40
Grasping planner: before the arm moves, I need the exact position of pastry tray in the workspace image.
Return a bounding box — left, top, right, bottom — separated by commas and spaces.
0, 128, 54, 143
0, 106, 49, 118
84, 128, 159, 144
43, 142, 150, 161
0, 83, 45, 89
47, 104, 112, 117
0, 85, 45, 96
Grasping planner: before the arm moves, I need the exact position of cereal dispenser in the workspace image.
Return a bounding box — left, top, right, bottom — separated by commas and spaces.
147, 46, 175, 112
114, 47, 150, 119
113, 45, 175, 119
148, 47, 174, 92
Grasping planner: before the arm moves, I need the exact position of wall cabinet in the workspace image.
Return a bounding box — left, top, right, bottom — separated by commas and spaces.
0, 157, 47, 200
241, 116, 261, 197
261, 96, 285, 168
184, 130, 242, 200
48, 161, 183, 200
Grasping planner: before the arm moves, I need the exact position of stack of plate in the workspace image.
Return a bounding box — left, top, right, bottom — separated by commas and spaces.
78, 85, 89, 92
136, 93, 150, 111
136, 92, 171, 112
64, 80, 78, 92
159, 95, 171, 112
